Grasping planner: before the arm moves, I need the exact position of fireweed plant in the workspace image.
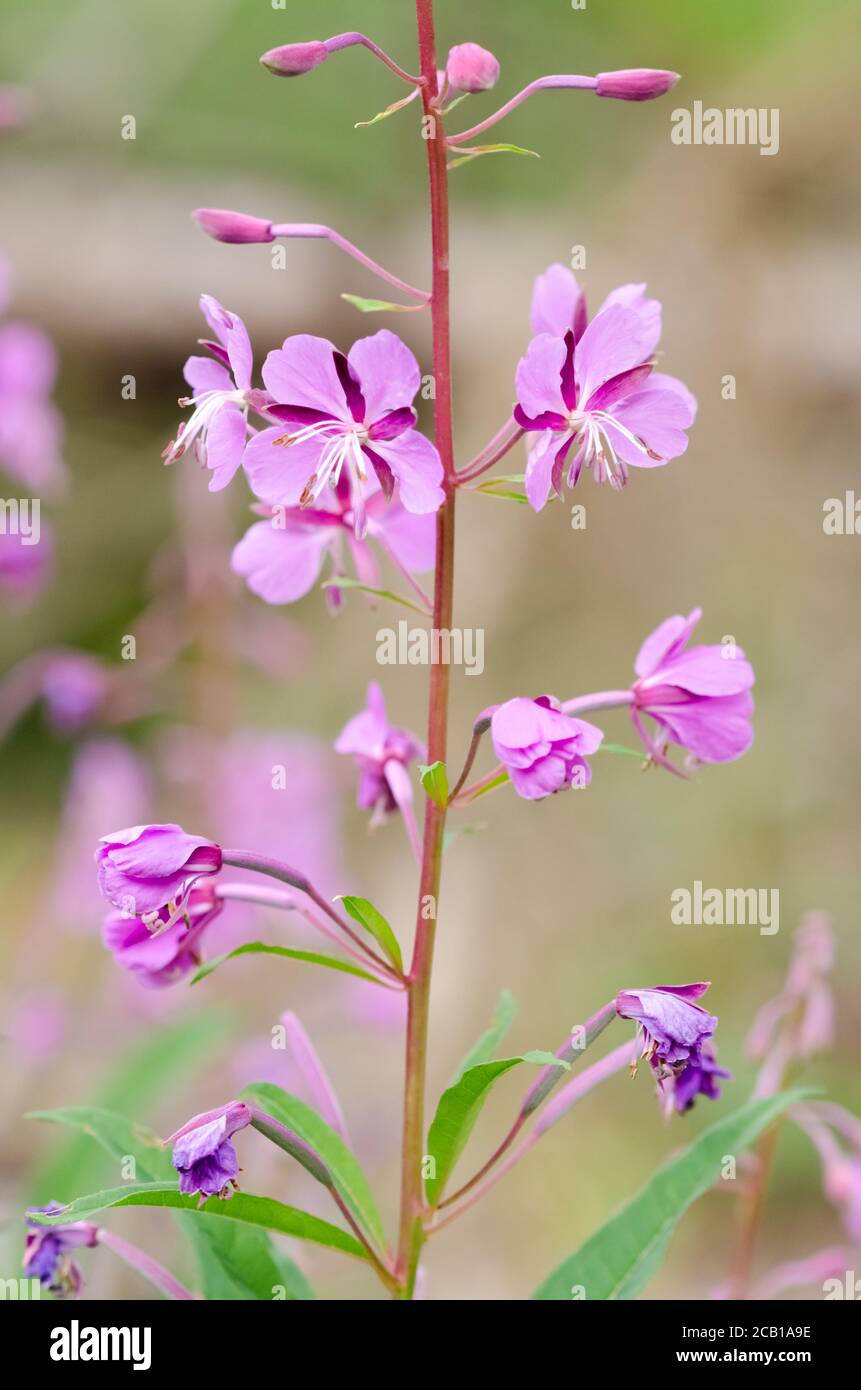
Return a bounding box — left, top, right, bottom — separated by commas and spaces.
26, 12, 823, 1303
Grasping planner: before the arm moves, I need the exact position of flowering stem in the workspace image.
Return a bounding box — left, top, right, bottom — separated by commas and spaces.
394, 0, 456, 1300
220, 850, 400, 978
448, 74, 598, 146
214, 882, 403, 985
456, 417, 524, 484
270, 223, 429, 303
95, 1228, 196, 1300
325, 32, 425, 88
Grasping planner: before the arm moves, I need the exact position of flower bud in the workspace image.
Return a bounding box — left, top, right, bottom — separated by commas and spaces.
446, 43, 500, 94
192, 207, 274, 244
260, 41, 329, 77
595, 68, 679, 101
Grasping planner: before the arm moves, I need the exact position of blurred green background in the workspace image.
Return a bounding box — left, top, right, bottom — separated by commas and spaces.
1, 0, 860, 1300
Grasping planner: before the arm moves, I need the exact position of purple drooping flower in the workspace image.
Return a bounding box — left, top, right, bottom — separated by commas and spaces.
163, 295, 258, 491
232, 473, 435, 611
168, 1101, 252, 1200
102, 882, 223, 987
96, 823, 222, 917
673, 1041, 732, 1113
24, 1204, 98, 1297
0, 259, 65, 493
335, 681, 424, 827
243, 330, 444, 538
489, 695, 603, 800
514, 287, 696, 507
630, 607, 755, 771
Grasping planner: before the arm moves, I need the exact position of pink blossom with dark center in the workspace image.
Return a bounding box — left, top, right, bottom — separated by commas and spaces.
167, 1102, 252, 1200
243, 330, 444, 538
232, 471, 435, 611
96, 823, 222, 917
163, 295, 259, 491
489, 695, 603, 800
631, 607, 755, 771
514, 294, 696, 507
102, 882, 223, 987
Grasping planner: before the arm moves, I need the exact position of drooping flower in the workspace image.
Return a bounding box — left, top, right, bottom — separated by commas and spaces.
24, 1204, 98, 1297
335, 681, 424, 827
514, 300, 696, 507
102, 882, 223, 987
96, 823, 222, 917
673, 1040, 732, 1113
617, 982, 724, 1112
232, 472, 435, 610
630, 607, 755, 771
446, 43, 500, 93
243, 330, 444, 538
168, 1101, 252, 1200
163, 295, 259, 491
489, 695, 603, 800
0, 261, 65, 493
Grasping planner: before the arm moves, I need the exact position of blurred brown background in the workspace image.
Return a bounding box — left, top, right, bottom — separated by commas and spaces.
1, 0, 859, 1299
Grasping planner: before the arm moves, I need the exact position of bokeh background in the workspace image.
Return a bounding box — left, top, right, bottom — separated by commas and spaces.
1, 0, 859, 1300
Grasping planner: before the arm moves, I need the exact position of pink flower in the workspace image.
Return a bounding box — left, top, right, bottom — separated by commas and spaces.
40, 651, 108, 733
163, 295, 257, 491
102, 882, 222, 987
446, 43, 500, 93
96, 823, 222, 916
514, 290, 696, 507
243, 330, 444, 538
530, 263, 661, 349
0, 523, 53, 603
231, 476, 435, 610
630, 608, 755, 771
335, 681, 423, 825
0, 259, 64, 493
489, 695, 603, 800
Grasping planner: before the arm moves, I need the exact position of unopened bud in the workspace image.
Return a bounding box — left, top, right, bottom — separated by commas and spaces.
595, 69, 679, 101
260, 41, 329, 78
192, 208, 274, 244
446, 43, 500, 94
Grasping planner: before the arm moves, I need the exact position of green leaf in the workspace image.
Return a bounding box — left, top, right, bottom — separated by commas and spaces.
336, 896, 403, 973
448, 142, 540, 172
29, 1183, 368, 1261
26, 1107, 314, 1299
242, 1083, 387, 1256
418, 760, 449, 809
461, 770, 510, 802
190, 942, 381, 986
599, 743, 647, 760
450, 989, 518, 1085
354, 88, 420, 129
472, 475, 529, 504
340, 294, 425, 315
322, 575, 429, 614
533, 1089, 808, 1300
426, 1054, 563, 1206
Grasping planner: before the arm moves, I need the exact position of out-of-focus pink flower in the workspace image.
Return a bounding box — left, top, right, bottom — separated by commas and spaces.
335, 681, 423, 827
6, 990, 66, 1064
163, 295, 258, 491
446, 43, 500, 93
232, 474, 435, 610
489, 695, 603, 800
748, 912, 835, 1071
96, 823, 222, 916
514, 293, 695, 506
0, 522, 53, 602
0, 85, 32, 132
630, 607, 755, 772
243, 330, 444, 538
0, 259, 65, 493
102, 882, 222, 987
40, 651, 109, 733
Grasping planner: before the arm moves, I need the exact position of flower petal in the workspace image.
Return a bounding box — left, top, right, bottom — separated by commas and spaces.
232, 517, 333, 604
366, 428, 444, 515
262, 335, 348, 418
347, 329, 421, 422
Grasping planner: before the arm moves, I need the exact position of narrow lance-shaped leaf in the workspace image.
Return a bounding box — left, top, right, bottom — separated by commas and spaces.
335, 896, 403, 973
190, 941, 382, 987
450, 988, 518, 1085
533, 1089, 810, 1300
322, 576, 429, 614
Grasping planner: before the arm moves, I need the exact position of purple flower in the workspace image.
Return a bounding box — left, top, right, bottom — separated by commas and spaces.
489, 695, 603, 800
96, 823, 222, 917
631, 607, 755, 771
673, 1041, 732, 1112
102, 882, 223, 987
24, 1204, 98, 1297
616, 982, 717, 1068
168, 1101, 252, 1200
163, 295, 257, 491
0, 263, 65, 493
232, 475, 435, 610
335, 681, 424, 825
40, 651, 108, 733
514, 292, 696, 508
0, 523, 53, 603
446, 43, 500, 93
243, 330, 444, 538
